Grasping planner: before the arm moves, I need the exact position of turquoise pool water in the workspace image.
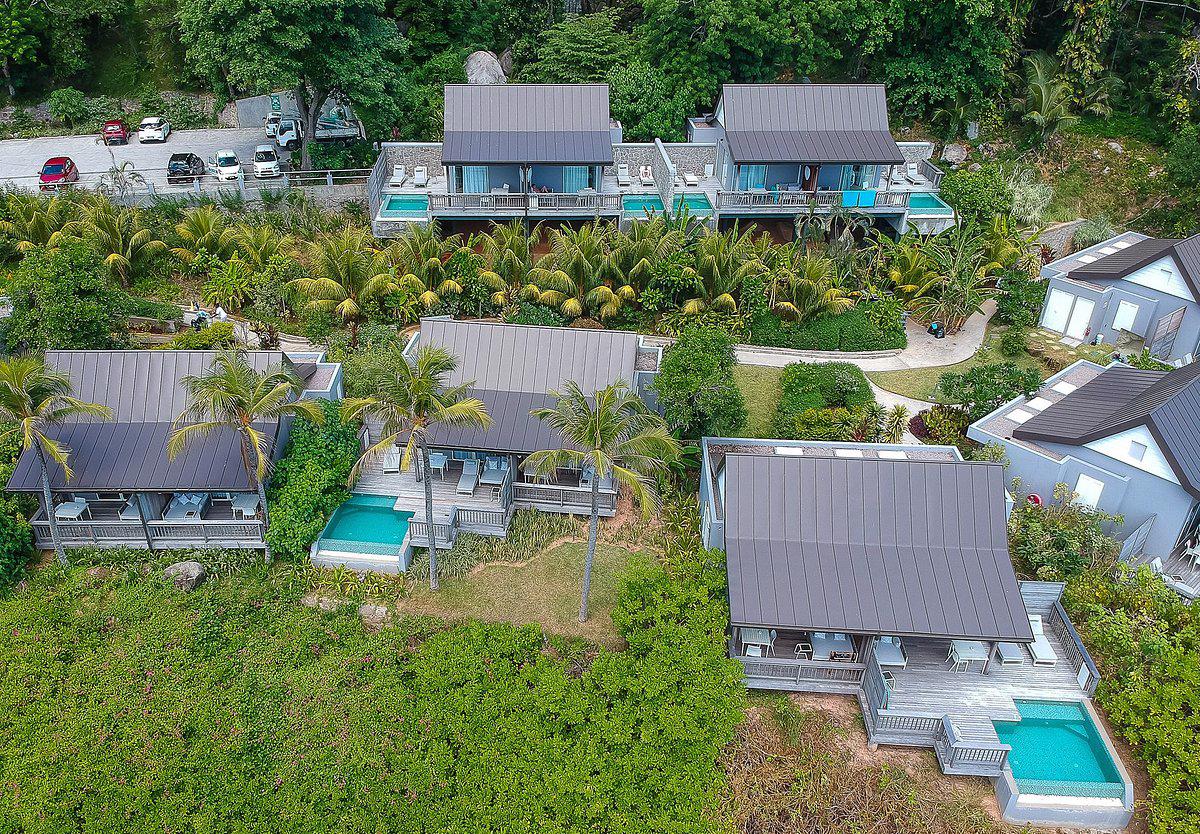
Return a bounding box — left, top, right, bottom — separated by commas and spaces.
321, 494, 414, 547
380, 194, 430, 218
622, 193, 714, 216
674, 193, 713, 214
994, 700, 1124, 797
907, 192, 954, 214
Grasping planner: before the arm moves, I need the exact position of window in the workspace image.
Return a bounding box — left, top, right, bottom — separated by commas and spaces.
1128, 440, 1148, 461
1073, 473, 1105, 509
737, 165, 766, 190
462, 166, 488, 194
1112, 300, 1139, 332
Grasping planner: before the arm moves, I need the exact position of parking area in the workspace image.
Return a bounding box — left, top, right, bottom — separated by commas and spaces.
0, 127, 293, 191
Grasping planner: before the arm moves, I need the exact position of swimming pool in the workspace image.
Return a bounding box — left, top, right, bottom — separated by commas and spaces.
994, 700, 1125, 798
674, 193, 713, 215
622, 193, 714, 217
907, 192, 955, 215
319, 494, 414, 551
379, 194, 430, 219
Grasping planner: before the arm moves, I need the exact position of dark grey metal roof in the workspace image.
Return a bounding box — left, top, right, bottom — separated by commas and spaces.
1063, 233, 1200, 298
723, 454, 1032, 642
718, 84, 905, 165
442, 84, 614, 165
1014, 361, 1200, 497
5, 351, 287, 493
418, 319, 639, 455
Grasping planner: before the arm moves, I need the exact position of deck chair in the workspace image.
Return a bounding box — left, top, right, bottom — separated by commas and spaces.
639, 165, 654, 186
456, 460, 480, 494
616, 163, 633, 187
996, 642, 1024, 665
1027, 615, 1058, 666
1150, 557, 1200, 600
683, 171, 700, 186
412, 166, 429, 188
389, 165, 406, 188
703, 163, 714, 179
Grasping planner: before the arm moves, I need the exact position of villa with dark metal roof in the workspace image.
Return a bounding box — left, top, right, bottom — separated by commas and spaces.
340, 318, 661, 554
969, 359, 1200, 599
5, 349, 342, 551
697, 436, 1131, 828
1038, 231, 1200, 363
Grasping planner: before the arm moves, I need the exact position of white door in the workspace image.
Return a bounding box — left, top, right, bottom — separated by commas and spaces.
1042, 288, 1074, 332
1066, 297, 1095, 340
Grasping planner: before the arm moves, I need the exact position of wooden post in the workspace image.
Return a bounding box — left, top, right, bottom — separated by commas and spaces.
133, 493, 154, 550
982, 641, 995, 675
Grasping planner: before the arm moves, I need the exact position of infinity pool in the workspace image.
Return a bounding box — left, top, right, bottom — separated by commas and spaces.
622, 193, 713, 217
907, 192, 955, 214
380, 194, 430, 218
320, 494, 413, 547
994, 700, 1125, 797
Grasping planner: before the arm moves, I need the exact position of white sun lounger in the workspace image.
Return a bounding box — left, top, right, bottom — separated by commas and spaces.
616, 163, 632, 187
389, 165, 406, 188
996, 642, 1024, 665
639, 165, 654, 186
456, 460, 480, 494
412, 166, 428, 188
1028, 615, 1058, 666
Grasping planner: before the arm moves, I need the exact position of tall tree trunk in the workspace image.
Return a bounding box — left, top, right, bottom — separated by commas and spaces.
420, 439, 440, 590
3, 58, 14, 99
294, 84, 329, 172
579, 471, 600, 622
241, 431, 273, 564
35, 445, 66, 568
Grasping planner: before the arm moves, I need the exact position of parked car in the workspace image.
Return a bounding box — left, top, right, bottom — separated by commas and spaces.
138, 117, 171, 143
212, 149, 241, 182
264, 113, 282, 138
39, 157, 79, 191
101, 119, 129, 145
252, 145, 281, 178
166, 153, 205, 185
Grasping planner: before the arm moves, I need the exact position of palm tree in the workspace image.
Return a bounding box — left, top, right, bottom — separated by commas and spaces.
388, 224, 503, 311
0, 357, 112, 567
679, 227, 764, 315
171, 205, 238, 264
608, 216, 686, 294
478, 219, 539, 295
80, 201, 166, 287
867, 234, 939, 300
168, 349, 325, 564
911, 227, 1001, 332
527, 381, 680, 621
340, 345, 492, 591
291, 227, 400, 346
767, 250, 855, 323
522, 225, 625, 320
0, 193, 80, 253
232, 223, 292, 270
1021, 53, 1078, 145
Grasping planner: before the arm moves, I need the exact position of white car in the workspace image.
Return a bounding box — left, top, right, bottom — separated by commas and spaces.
137, 117, 170, 143
212, 150, 241, 182
252, 145, 281, 178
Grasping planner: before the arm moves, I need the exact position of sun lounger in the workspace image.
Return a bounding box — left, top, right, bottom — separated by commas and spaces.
381, 447, 401, 473
119, 497, 142, 521
457, 460, 480, 494
873, 636, 907, 667
1027, 615, 1058, 666
683, 172, 700, 186
389, 165, 406, 188
639, 165, 654, 186
616, 163, 633, 187
996, 642, 1024, 665
412, 166, 428, 188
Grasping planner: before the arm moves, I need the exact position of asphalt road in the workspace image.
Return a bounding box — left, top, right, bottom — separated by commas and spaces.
0, 127, 294, 190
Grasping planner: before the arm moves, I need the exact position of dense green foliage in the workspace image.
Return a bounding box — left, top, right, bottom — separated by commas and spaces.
936, 362, 1041, 421
0, 539, 743, 832
265, 400, 361, 560
4, 241, 129, 352
748, 304, 906, 352
653, 326, 747, 439
161, 320, 239, 349
0, 427, 33, 587
939, 166, 1013, 225
1008, 485, 1122, 579
995, 273, 1048, 329
771, 362, 874, 440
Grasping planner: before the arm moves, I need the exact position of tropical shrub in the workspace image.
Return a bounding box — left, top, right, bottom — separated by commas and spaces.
747, 305, 905, 352
503, 301, 568, 327
266, 400, 361, 560
0, 427, 33, 587
1125, 349, 1172, 371
1166, 124, 1200, 188
936, 362, 1042, 421
1073, 214, 1116, 250
939, 165, 1012, 225
122, 296, 184, 322
912, 403, 974, 450
4, 241, 130, 352
771, 362, 873, 440
995, 272, 1047, 327
1008, 484, 1121, 578
652, 326, 747, 438
998, 326, 1028, 357
161, 321, 238, 350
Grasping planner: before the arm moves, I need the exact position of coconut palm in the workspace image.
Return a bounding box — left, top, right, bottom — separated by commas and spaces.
679, 227, 764, 315
340, 345, 492, 591
388, 224, 503, 311
80, 201, 166, 287
291, 226, 400, 346
608, 216, 686, 292
768, 251, 855, 323
0, 193, 80, 253
522, 225, 625, 320
1021, 53, 1078, 145
168, 349, 325, 564
232, 223, 292, 270
478, 219, 539, 294
0, 357, 112, 566
527, 381, 679, 621
868, 234, 939, 300
911, 227, 1001, 332
171, 205, 238, 264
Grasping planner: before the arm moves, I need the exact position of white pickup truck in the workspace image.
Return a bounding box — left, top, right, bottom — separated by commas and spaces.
274, 109, 364, 151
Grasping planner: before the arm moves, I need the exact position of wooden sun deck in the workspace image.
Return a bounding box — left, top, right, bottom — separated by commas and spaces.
32, 496, 266, 550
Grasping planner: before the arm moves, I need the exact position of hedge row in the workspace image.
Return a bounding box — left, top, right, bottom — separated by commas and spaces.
747, 305, 906, 353
770, 362, 874, 439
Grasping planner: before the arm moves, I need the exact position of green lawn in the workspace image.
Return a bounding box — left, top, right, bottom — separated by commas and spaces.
733, 364, 783, 438
397, 541, 651, 646
867, 325, 1049, 402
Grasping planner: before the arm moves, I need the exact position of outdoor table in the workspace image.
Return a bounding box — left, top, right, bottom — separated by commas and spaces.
950, 639, 990, 672
811, 632, 855, 661
54, 499, 90, 521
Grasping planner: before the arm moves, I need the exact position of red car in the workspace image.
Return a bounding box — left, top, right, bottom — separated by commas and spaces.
101, 119, 129, 145
39, 157, 79, 191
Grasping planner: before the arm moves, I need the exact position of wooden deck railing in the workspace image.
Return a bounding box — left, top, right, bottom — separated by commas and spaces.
512, 482, 618, 511
737, 656, 866, 687
717, 189, 910, 211
32, 516, 265, 548
427, 192, 621, 213
1046, 601, 1101, 696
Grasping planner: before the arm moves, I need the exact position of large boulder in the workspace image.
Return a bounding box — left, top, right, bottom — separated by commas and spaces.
465, 51, 507, 85
940, 143, 968, 167
164, 560, 207, 592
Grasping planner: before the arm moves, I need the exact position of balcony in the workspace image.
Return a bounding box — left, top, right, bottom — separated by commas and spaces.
716, 189, 910, 213
427, 191, 621, 215
32, 498, 266, 550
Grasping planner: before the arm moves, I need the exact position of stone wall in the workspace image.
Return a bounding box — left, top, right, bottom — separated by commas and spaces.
382, 143, 445, 178
1040, 219, 1085, 258
897, 141, 935, 164
662, 143, 716, 178
607, 144, 659, 177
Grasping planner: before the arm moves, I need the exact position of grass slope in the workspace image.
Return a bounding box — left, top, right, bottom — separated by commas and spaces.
732, 364, 784, 438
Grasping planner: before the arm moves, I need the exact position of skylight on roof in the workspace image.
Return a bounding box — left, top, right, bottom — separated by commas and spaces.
1099, 246, 1118, 255
1028, 397, 1052, 411
877, 450, 908, 460
774, 445, 806, 456
1052, 381, 1078, 395
1009, 408, 1034, 424
1077, 255, 1098, 264
834, 448, 864, 458
1113, 240, 1132, 249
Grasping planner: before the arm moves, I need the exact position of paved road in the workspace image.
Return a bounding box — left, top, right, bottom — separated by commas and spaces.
0, 127, 292, 190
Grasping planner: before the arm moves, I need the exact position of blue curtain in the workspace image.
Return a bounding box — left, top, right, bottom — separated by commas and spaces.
563, 166, 589, 192
463, 166, 488, 193
738, 165, 766, 190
